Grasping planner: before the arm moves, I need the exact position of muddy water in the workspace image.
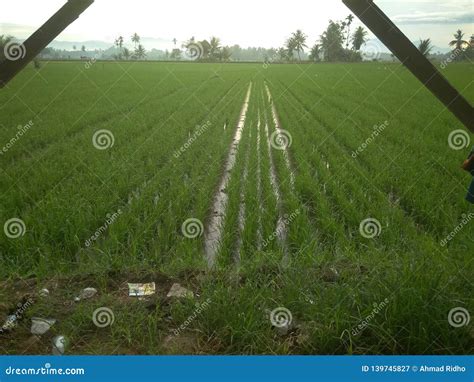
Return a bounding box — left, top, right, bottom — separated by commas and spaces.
204, 83, 253, 268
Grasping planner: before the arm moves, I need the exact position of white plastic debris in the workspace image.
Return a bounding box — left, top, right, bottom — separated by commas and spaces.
39, 289, 50, 297
166, 283, 194, 299
74, 287, 98, 302
128, 283, 156, 297
52, 335, 67, 355
31, 317, 56, 335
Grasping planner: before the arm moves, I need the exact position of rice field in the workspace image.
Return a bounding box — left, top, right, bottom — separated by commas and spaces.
0, 61, 472, 355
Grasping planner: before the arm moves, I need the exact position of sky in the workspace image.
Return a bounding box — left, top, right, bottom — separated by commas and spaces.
0, 0, 472, 51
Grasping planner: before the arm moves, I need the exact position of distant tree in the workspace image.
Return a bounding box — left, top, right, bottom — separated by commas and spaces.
342, 14, 355, 49
0, 35, 13, 59
132, 33, 140, 49
0, 34, 13, 49
352, 26, 368, 51
173, 38, 177, 47
418, 38, 433, 57
277, 47, 288, 61
81, 45, 86, 52
134, 44, 147, 60
170, 48, 182, 60
319, 21, 344, 61
291, 30, 308, 61
285, 37, 296, 61
309, 43, 321, 62
73, 45, 77, 51
449, 30, 468, 52
219, 46, 232, 61
209, 37, 221, 60
123, 47, 131, 60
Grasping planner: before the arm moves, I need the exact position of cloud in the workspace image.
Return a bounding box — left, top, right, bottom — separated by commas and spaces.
393, 11, 473, 25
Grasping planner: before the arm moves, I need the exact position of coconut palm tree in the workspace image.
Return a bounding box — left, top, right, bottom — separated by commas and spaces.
285, 37, 297, 61
449, 30, 468, 52
309, 44, 321, 62
277, 47, 288, 62
132, 33, 140, 49
344, 14, 355, 49
418, 38, 433, 57
209, 36, 221, 60
123, 48, 131, 60
291, 30, 308, 61
352, 26, 368, 51
134, 44, 146, 60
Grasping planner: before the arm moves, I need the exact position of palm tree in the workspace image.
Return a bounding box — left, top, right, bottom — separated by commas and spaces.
209, 37, 221, 60
418, 38, 433, 57
134, 44, 146, 60
219, 46, 232, 62
277, 47, 288, 62
132, 33, 140, 49
123, 48, 131, 60
285, 37, 297, 61
291, 30, 308, 61
449, 30, 468, 52
309, 44, 321, 62
344, 14, 355, 49
352, 26, 368, 51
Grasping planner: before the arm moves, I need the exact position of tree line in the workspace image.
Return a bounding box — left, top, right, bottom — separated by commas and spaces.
1, 20, 473, 64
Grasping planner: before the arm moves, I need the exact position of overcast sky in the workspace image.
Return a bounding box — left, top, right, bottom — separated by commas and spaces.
0, 0, 472, 50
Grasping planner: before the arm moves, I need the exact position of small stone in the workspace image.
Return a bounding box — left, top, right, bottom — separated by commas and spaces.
31, 317, 56, 335
167, 283, 194, 299
39, 289, 50, 297
75, 287, 98, 302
